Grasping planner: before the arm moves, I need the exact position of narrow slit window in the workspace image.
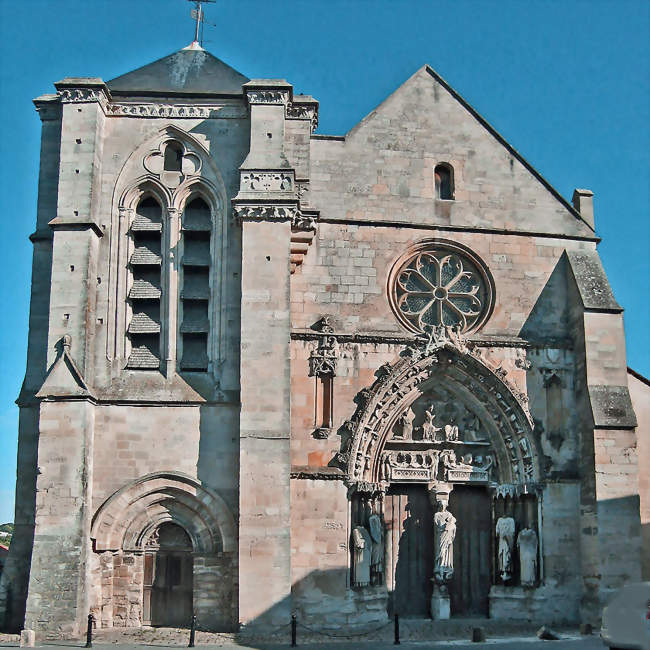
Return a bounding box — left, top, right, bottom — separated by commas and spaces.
435, 164, 454, 200
315, 374, 334, 430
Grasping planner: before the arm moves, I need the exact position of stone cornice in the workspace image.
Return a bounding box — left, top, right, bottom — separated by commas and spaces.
290, 466, 346, 480
290, 330, 532, 349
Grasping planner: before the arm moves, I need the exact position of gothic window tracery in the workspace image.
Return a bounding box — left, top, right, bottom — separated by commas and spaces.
389, 241, 494, 335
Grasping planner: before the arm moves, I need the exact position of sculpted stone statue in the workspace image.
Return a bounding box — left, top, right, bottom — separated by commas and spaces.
368, 514, 384, 584
434, 502, 456, 583
444, 422, 459, 441
351, 525, 372, 587
422, 405, 442, 441
517, 528, 538, 587
495, 516, 516, 582
395, 407, 415, 440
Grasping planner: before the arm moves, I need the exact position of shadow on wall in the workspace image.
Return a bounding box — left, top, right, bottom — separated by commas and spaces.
642, 522, 650, 581
596, 494, 642, 591
232, 567, 389, 648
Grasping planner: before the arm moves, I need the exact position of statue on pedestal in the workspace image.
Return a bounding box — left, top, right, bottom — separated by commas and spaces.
517, 528, 538, 587
433, 502, 456, 584
495, 516, 516, 582
351, 525, 372, 587
369, 513, 384, 585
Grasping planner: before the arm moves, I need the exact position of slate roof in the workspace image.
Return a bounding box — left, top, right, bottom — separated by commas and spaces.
107, 43, 249, 96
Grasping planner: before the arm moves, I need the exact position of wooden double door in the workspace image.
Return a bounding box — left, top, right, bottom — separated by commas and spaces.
385, 484, 491, 618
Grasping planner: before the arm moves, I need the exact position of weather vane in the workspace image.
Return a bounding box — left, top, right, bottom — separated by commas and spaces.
187, 0, 216, 47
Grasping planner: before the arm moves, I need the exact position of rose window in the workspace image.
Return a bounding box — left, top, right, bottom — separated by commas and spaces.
389, 242, 494, 334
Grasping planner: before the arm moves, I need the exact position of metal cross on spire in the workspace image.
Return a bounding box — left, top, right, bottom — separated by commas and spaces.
187, 0, 216, 47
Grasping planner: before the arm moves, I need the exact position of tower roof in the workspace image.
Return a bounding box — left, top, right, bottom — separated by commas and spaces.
107, 44, 249, 96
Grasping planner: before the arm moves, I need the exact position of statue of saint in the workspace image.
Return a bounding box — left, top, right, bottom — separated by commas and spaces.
495, 516, 516, 582
395, 407, 415, 440
422, 405, 442, 441
444, 422, 459, 441
434, 502, 456, 583
368, 514, 384, 584
351, 525, 372, 587
517, 528, 538, 587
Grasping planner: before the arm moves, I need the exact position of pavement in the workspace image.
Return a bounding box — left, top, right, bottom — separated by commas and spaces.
0, 627, 611, 649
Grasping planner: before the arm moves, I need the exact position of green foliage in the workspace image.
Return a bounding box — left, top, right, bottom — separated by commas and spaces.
0, 522, 13, 547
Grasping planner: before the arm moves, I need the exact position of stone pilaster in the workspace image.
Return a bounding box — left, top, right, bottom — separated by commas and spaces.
235, 80, 297, 626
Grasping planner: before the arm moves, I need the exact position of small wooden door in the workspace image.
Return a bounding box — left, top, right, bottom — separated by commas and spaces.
448, 486, 491, 617
146, 523, 194, 628
385, 485, 435, 617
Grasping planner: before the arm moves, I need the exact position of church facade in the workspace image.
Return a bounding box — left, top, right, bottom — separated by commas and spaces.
0, 43, 646, 637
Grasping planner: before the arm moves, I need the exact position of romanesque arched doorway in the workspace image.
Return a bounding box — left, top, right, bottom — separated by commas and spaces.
143, 523, 193, 627
90, 472, 237, 630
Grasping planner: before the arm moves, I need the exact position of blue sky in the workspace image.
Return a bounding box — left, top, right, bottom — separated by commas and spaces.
0, 0, 648, 523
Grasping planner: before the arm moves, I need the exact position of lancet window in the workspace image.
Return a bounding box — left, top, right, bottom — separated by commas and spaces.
179, 197, 212, 371
127, 196, 163, 368
434, 163, 454, 200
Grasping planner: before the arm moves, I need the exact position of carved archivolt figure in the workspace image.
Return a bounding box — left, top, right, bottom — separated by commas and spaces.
368, 514, 385, 584
395, 407, 415, 440
434, 503, 457, 583
352, 525, 372, 587
495, 516, 516, 582
422, 405, 442, 441
517, 528, 538, 587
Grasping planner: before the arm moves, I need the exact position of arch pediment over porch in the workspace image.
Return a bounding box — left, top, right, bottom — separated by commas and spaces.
342, 329, 540, 489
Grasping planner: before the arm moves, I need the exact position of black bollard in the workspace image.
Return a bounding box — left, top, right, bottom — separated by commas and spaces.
188, 614, 196, 648
85, 614, 93, 648
291, 614, 297, 647
394, 613, 400, 645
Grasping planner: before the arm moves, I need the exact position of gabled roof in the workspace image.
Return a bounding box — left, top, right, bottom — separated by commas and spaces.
107, 43, 249, 96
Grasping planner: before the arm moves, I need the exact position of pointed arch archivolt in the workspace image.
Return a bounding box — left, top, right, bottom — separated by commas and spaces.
91, 472, 236, 554
107, 124, 228, 365
345, 339, 539, 486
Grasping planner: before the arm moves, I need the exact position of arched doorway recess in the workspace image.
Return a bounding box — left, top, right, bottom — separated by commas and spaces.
91, 472, 236, 630
341, 328, 542, 619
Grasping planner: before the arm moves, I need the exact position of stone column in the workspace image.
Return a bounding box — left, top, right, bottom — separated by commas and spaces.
235, 80, 297, 627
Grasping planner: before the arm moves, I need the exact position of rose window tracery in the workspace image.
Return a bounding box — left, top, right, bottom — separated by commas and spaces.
389, 241, 494, 334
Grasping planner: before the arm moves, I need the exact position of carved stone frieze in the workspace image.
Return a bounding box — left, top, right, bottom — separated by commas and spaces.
241, 172, 294, 192
59, 88, 108, 107
246, 90, 290, 105
106, 103, 246, 119
287, 103, 319, 130
232, 204, 299, 224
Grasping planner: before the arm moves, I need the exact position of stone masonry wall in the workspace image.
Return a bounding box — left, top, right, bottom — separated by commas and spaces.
628, 371, 650, 579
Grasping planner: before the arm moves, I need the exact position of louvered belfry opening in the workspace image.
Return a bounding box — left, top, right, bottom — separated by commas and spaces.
127, 196, 163, 369
180, 197, 211, 371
